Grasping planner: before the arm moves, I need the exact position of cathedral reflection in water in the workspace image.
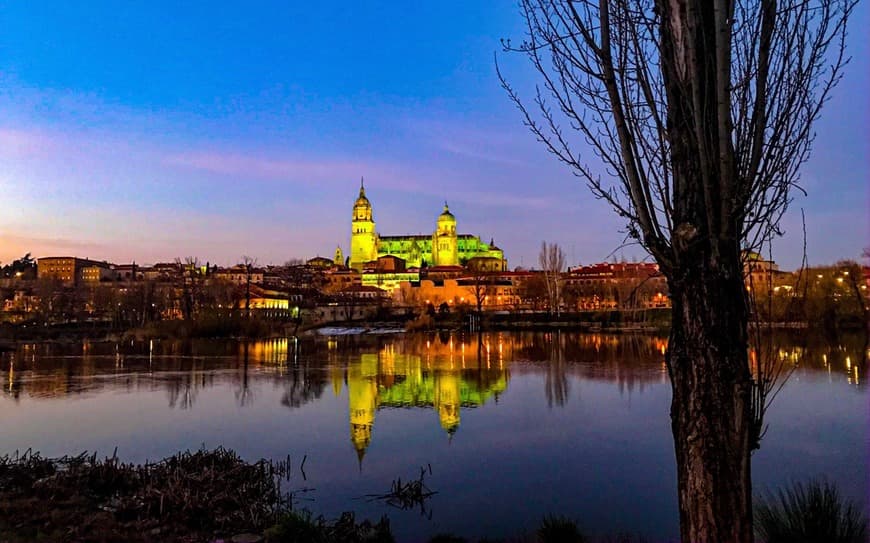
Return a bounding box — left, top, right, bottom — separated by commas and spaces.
338, 337, 509, 462
1, 331, 863, 466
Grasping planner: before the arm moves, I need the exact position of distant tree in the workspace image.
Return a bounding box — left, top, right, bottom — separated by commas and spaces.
539, 242, 565, 315
466, 271, 496, 314
1, 253, 37, 280
518, 273, 549, 311
175, 257, 206, 320
241, 256, 258, 319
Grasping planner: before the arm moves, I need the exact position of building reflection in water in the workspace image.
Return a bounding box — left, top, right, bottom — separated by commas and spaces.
340, 335, 509, 464
1, 332, 865, 463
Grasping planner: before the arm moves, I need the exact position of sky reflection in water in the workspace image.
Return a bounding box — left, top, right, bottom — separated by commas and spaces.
0, 332, 865, 542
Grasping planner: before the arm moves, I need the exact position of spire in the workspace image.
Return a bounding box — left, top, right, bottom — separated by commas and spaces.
359, 176, 365, 196
356, 447, 365, 472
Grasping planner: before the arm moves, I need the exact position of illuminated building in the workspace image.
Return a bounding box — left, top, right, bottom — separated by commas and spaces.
37, 257, 113, 285
347, 180, 505, 271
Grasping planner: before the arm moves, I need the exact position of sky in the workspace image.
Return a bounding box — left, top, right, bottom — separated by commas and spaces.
0, 2, 867, 270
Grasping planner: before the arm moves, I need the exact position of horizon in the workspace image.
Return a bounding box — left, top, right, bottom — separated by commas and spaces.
1, 2, 868, 270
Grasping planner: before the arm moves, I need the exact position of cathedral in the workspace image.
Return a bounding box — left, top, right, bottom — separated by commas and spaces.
346, 180, 505, 270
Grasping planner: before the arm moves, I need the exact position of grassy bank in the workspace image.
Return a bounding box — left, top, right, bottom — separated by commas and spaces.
1, 448, 865, 543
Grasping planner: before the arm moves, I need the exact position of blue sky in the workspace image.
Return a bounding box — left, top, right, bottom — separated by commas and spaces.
0, 2, 867, 269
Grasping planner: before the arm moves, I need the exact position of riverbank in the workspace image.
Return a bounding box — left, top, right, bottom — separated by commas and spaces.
2, 447, 864, 543
0, 447, 597, 543
0, 448, 290, 543
1, 308, 862, 346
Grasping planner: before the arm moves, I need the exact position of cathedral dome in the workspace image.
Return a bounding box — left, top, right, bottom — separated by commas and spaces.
353, 178, 374, 223
354, 185, 371, 209
438, 202, 455, 222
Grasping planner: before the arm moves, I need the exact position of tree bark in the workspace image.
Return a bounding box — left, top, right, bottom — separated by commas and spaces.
667, 250, 754, 543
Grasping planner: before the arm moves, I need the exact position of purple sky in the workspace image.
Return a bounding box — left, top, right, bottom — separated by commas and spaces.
0, 2, 867, 270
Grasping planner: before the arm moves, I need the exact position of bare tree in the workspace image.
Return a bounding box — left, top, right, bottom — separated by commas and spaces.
499, 1, 854, 540
241, 256, 258, 319
175, 257, 205, 320
465, 271, 495, 314
539, 241, 566, 315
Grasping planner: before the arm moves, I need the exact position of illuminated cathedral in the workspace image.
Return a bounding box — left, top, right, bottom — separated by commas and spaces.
346, 180, 505, 270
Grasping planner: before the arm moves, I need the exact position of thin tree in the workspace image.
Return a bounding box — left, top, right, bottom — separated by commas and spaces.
539, 241, 566, 315
499, 1, 854, 541
467, 271, 495, 315
241, 256, 258, 319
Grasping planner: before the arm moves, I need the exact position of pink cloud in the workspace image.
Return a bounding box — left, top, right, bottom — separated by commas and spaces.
163, 151, 378, 183
0, 127, 59, 157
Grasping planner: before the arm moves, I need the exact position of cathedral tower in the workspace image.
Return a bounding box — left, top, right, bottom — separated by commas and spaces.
350, 178, 377, 270
432, 202, 458, 266
348, 354, 379, 467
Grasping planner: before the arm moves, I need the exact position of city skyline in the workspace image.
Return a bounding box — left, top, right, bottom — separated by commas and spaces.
1, 2, 867, 270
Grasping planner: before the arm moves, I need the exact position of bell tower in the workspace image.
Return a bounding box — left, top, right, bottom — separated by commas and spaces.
432, 202, 458, 266
350, 178, 377, 270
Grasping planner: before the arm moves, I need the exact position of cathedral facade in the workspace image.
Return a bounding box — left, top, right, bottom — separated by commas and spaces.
348, 181, 505, 270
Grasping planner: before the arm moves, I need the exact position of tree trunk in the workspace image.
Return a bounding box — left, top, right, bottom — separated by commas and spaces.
667, 255, 754, 542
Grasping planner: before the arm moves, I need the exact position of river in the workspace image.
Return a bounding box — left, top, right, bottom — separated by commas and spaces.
0, 331, 865, 541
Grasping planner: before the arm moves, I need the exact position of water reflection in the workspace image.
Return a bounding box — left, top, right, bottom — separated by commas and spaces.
1, 332, 864, 459
0, 331, 865, 541
342, 342, 509, 463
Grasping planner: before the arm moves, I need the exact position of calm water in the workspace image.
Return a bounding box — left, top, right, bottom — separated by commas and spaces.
1, 332, 866, 542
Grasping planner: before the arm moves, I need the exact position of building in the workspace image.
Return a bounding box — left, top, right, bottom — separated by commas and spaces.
563, 262, 669, 310
742, 251, 791, 292
346, 180, 505, 270
395, 275, 521, 310
113, 264, 145, 281
322, 268, 361, 293
213, 265, 265, 286
81, 265, 116, 283
37, 257, 113, 285
306, 256, 335, 269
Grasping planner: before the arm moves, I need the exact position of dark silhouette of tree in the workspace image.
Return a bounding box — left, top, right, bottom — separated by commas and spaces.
466, 271, 496, 314
1, 253, 37, 279
241, 256, 258, 319
518, 273, 549, 311
499, 0, 854, 540
539, 242, 566, 315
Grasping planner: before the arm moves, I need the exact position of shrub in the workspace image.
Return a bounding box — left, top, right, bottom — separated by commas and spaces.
755, 480, 868, 543
537, 515, 586, 543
